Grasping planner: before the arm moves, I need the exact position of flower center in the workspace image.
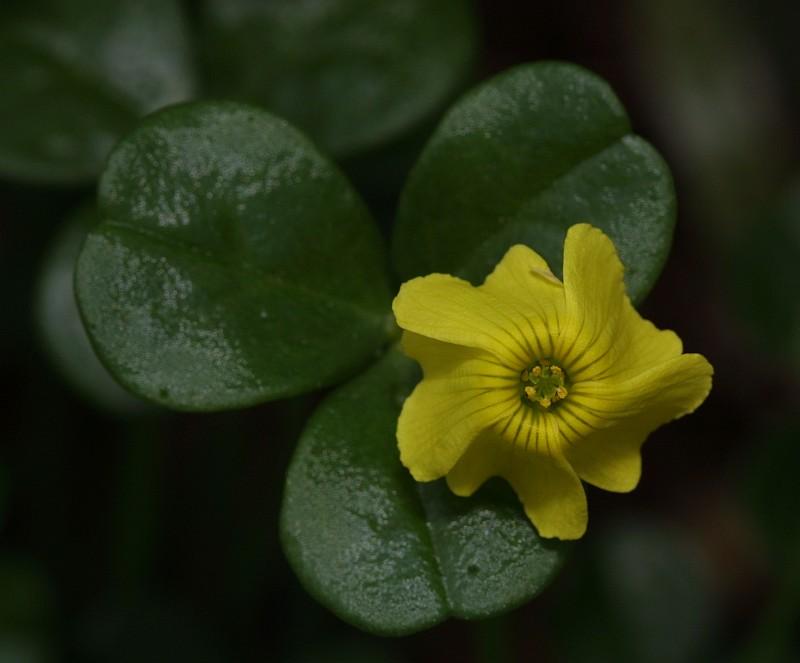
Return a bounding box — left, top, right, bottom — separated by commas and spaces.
520, 359, 568, 409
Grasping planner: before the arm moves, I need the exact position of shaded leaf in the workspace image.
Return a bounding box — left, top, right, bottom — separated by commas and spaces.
198, 0, 476, 158
392, 61, 676, 304
0, 0, 194, 184
281, 350, 567, 635
76, 102, 393, 410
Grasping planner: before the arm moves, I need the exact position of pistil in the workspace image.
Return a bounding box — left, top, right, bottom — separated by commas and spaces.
520, 359, 568, 408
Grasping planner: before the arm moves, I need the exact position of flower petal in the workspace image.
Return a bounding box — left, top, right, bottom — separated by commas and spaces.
397, 367, 519, 481
402, 332, 516, 386
570, 294, 685, 383
561, 417, 648, 492
557, 224, 627, 376
507, 442, 588, 540
564, 353, 713, 491
479, 244, 565, 360
393, 274, 536, 368
446, 428, 510, 496
570, 353, 713, 420
448, 413, 588, 540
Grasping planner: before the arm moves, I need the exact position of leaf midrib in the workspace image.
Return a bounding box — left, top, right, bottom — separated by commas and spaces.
102, 219, 389, 325
437, 132, 629, 279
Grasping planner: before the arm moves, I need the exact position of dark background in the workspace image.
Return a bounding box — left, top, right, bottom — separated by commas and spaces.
2, 1, 800, 661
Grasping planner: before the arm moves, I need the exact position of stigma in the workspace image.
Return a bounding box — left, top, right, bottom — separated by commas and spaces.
520, 360, 568, 409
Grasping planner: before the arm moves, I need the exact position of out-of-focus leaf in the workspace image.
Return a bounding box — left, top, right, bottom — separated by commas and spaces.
75, 102, 393, 411
198, 0, 476, 158
552, 520, 717, 663
626, 0, 792, 239
392, 61, 676, 304
729, 184, 800, 369
281, 350, 567, 636
0, 0, 194, 184
741, 422, 800, 565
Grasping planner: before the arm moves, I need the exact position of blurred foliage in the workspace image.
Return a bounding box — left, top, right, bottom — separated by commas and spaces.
550, 520, 717, 663
729, 184, 800, 371
0, 0, 194, 184
2, 0, 800, 660
198, 0, 477, 159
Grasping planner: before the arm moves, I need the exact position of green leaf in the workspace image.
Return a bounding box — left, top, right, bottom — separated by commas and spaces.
0, 0, 194, 184
281, 350, 567, 636
75, 102, 393, 411
392, 61, 676, 304
198, 0, 476, 159
35, 204, 148, 414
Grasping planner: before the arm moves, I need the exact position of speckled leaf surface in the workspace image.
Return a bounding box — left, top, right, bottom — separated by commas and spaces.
281, 350, 567, 635
0, 0, 194, 184
198, 0, 476, 158
75, 102, 393, 411
392, 61, 676, 304
35, 204, 148, 414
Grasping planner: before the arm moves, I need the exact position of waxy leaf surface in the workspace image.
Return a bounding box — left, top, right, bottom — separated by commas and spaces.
76, 102, 393, 410
281, 350, 567, 635
392, 61, 676, 303
36, 205, 147, 413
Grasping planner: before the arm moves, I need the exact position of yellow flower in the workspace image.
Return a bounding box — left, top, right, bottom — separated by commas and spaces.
393, 224, 712, 540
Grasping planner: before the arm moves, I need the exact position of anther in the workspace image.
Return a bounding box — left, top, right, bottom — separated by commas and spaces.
519, 359, 568, 409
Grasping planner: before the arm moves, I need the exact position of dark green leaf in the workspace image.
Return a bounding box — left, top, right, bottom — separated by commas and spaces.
392, 61, 676, 304
198, 0, 476, 158
281, 350, 567, 636
75, 102, 393, 411
0, 0, 194, 184
35, 204, 148, 413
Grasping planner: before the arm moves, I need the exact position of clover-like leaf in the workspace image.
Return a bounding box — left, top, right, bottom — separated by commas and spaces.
75, 102, 393, 411
392, 61, 676, 304
0, 0, 194, 184
281, 350, 567, 635
198, 0, 476, 158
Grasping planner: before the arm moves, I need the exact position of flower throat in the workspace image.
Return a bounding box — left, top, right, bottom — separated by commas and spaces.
520, 359, 568, 409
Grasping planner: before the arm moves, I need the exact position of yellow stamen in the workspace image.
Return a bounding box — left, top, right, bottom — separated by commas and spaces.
520, 358, 568, 409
